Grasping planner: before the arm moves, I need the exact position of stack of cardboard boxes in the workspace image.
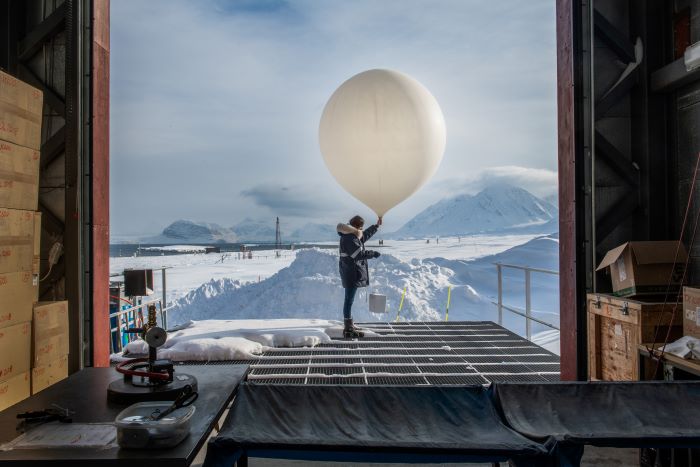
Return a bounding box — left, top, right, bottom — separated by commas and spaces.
0, 70, 67, 410
32, 301, 69, 394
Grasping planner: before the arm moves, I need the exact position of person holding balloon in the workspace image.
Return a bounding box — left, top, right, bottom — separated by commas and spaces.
337, 215, 382, 338
320, 69, 446, 337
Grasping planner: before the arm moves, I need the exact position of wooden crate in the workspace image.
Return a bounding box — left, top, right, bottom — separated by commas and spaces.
587, 294, 683, 381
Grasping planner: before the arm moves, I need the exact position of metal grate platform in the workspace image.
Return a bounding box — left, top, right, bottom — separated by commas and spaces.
246, 321, 560, 386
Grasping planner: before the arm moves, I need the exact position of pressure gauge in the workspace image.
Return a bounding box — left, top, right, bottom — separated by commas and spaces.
145, 326, 167, 348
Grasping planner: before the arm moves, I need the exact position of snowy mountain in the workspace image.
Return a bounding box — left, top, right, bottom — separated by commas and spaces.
392, 185, 558, 238
544, 193, 558, 207
231, 218, 276, 242
144, 220, 238, 244
288, 223, 338, 242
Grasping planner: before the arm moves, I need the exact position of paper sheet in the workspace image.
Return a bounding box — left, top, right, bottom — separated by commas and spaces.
0, 422, 117, 451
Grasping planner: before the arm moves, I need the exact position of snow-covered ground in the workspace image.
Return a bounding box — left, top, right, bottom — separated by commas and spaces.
111, 251, 298, 303
110, 234, 561, 355
117, 319, 356, 361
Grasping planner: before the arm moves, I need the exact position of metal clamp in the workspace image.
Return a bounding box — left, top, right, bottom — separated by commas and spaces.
594, 295, 601, 309
621, 302, 629, 315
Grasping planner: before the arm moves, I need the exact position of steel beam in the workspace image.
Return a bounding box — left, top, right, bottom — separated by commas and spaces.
650, 56, 700, 93
595, 69, 638, 117
17, 63, 65, 115
38, 201, 65, 234
40, 125, 66, 169
593, 8, 636, 63
594, 131, 640, 187
595, 194, 639, 244
64, 0, 83, 373
17, 2, 66, 62
0, 0, 19, 73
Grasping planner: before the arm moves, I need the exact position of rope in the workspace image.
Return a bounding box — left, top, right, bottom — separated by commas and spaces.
647, 152, 700, 376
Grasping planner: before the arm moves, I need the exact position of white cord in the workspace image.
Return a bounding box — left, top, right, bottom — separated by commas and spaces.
40, 263, 53, 282
40, 242, 63, 282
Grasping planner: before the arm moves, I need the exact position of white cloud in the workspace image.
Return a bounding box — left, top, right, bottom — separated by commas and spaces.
455, 166, 558, 198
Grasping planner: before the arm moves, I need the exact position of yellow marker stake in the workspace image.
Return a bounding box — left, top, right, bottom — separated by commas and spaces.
445, 286, 452, 321
395, 287, 406, 322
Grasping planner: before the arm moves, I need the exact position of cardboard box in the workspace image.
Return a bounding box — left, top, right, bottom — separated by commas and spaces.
0, 208, 41, 274
0, 70, 43, 150
596, 241, 688, 297
0, 70, 43, 116
31, 355, 68, 394
682, 287, 700, 338
0, 371, 30, 411
0, 140, 40, 210
33, 301, 69, 367
0, 321, 31, 383
0, 271, 38, 329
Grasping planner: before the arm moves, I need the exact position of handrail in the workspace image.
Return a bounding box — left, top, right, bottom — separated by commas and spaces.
489, 301, 560, 331
494, 262, 559, 341
493, 262, 559, 275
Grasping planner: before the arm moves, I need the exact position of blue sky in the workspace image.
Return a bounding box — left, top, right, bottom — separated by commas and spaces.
110, 0, 557, 238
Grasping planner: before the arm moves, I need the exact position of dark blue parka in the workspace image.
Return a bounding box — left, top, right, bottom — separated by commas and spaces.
338, 224, 379, 288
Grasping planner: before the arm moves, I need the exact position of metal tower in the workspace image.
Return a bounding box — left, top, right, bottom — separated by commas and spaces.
275, 217, 282, 256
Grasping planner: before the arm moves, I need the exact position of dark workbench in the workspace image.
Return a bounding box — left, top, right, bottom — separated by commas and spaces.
0, 364, 248, 466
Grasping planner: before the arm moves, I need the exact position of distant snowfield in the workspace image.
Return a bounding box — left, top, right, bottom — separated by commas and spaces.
141, 245, 208, 253
110, 234, 561, 357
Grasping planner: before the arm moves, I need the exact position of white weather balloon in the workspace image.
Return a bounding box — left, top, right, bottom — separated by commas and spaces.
319, 69, 446, 217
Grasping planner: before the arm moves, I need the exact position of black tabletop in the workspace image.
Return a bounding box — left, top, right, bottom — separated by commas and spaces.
0, 364, 248, 466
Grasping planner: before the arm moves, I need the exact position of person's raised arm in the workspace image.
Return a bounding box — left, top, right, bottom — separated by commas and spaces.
362, 217, 382, 243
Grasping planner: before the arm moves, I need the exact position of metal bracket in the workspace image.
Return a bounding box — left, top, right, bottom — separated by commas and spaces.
622, 302, 629, 315
594, 295, 601, 309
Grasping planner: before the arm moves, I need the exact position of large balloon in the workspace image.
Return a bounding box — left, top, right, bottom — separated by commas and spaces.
319, 69, 446, 217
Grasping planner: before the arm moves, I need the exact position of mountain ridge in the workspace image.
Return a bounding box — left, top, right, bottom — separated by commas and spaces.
390, 185, 557, 238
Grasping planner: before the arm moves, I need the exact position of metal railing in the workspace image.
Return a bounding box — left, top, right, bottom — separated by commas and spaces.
493, 263, 559, 340
109, 267, 176, 353
109, 299, 166, 353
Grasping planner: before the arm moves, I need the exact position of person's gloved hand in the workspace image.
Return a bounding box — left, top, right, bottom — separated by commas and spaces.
371, 251, 381, 258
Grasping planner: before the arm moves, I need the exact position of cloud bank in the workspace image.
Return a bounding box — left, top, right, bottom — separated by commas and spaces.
110, 0, 557, 236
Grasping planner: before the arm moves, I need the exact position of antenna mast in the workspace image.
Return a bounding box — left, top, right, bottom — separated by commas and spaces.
275, 217, 282, 257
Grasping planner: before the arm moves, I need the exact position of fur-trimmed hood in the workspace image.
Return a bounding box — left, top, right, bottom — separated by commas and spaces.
337, 223, 363, 240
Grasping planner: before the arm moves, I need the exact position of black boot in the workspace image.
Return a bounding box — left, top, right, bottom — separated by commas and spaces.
343, 319, 364, 338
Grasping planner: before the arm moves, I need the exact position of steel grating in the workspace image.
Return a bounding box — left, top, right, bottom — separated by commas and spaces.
245, 321, 560, 386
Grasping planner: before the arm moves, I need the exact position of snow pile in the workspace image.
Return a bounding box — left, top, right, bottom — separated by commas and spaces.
166, 234, 559, 336
166, 248, 479, 326
117, 319, 362, 361
533, 330, 560, 355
